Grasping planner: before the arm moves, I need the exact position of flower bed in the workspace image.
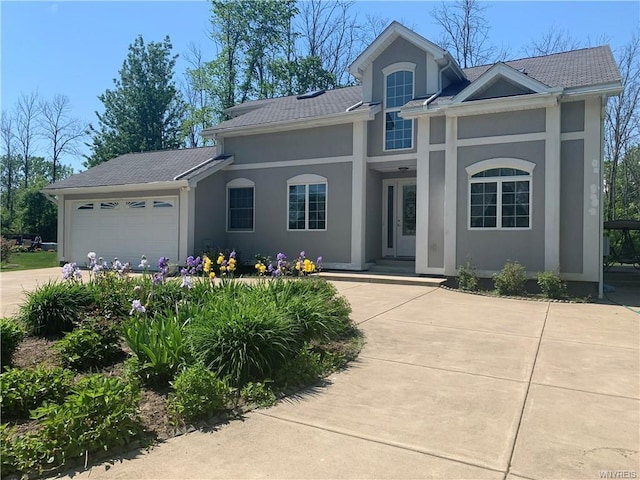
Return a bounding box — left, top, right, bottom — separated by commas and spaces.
1, 250, 361, 478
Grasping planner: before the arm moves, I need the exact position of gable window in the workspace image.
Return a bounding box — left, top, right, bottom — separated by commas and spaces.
227, 178, 255, 231
466, 159, 535, 230
383, 63, 415, 151
287, 174, 327, 231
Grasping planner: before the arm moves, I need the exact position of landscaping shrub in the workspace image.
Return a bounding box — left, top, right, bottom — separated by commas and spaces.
19, 281, 94, 336
273, 344, 326, 389
122, 312, 192, 386
187, 286, 300, 386
240, 381, 277, 408
29, 375, 141, 473
537, 271, 567, 299
457, 259, 479, 292
89, 271, 135, 319
493, 261, 527, 296
167, 364, 230, 423
0, 366, 73, 418
54, 327, 122, 371
0, 317, 25, 369
1, 236, 11, 263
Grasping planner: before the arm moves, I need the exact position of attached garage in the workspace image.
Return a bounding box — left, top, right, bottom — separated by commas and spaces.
42, 147, 234, 269
67, 196, 179, 267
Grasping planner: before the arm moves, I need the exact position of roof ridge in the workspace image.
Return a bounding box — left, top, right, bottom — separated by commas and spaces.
464, 45, 610, 71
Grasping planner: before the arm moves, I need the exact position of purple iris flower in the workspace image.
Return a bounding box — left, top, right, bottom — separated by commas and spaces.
129, 299, 146, 315
181, 276, 193, 289
153, 272, 164, 285
299, 251, 305, 259
230, 250, 237, 259
276, 252, 286, 262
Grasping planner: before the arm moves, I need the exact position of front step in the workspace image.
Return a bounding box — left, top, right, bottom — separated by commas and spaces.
368, 258, 416, 275
318, 271, 446, 287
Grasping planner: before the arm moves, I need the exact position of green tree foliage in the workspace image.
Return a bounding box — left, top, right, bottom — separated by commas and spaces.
86, 35, 185, 167
604, 146, 640, 220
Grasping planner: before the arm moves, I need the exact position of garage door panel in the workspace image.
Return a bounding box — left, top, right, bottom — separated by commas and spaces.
69, 197, 179, 268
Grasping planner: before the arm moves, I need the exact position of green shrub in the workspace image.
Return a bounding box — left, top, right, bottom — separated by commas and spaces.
1, 236, 11, 263
0, 317, 25, 369
240, 381, 277, 408
1, 424, 50, 477
28, 374, 141, 472
54, 327, 122, 371
187, 289, 300, 386
167, 364, 230, 423
537, 271, 567, 299
0, 366, 73, 418
122, 313, 192, 386
273, 344, 326, 389
493, 261, 527, 296
19, 281, 94, 336
89, 271, 135, 319
457, 259, 479, 292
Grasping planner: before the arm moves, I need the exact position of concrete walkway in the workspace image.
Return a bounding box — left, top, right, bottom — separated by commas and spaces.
1, 270, 638, 479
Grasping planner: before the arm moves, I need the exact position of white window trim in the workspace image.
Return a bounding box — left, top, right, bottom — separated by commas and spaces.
466, 158, 535, 231
226, 178, 255, 233
383, 62, 416, 152
286, 174, 328, 232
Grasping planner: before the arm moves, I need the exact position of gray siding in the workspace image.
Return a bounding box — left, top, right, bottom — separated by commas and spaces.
366, 169, 382, 262
202, 163, 353, 265
456, 141, 546, 272
470, 79, 533, 101
429, 116, 446, 145
65, 189, 179, 201
560, 140, 584, 273
561, 101, 585, 133
223, 124, 353, 164
428, 151, 445, 268
457, 109, 546, 140
194, 173, 226, 254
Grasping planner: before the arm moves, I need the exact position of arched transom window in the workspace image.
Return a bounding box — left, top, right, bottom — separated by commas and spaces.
466, 159, 535, 230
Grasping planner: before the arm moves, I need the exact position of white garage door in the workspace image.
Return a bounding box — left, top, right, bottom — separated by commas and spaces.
68, 197, 179, 268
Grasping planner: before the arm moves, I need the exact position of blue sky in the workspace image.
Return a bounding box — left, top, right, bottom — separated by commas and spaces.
1, 1, 639, 172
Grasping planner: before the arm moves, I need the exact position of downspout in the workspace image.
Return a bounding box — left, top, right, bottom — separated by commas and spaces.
423, 89, 442, 107
346, 101, 363, 112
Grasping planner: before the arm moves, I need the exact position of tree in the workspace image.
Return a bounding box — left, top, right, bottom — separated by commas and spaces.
181, 44, 217, 148
605, 35, 640, 221
40, 94, 86, 182
523, 27, 582, 57
432, 0, 494, 68
0, 112, 19, 221
15, 92, 40, 188
86, 35, 185, 167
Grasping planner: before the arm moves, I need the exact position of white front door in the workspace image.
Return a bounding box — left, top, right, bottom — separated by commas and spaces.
382, 179, 416, 258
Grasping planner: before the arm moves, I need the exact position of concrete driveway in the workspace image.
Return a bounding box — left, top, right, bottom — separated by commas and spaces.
1, 269, 638, 479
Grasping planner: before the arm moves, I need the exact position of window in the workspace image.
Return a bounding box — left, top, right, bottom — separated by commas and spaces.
126, 200, 146, 209
383, 63, 415, 151
100, 201, 119, 209
77, 203, 94, 210
287, 174, 327, 231
153, 200, 173, 208
227, 178, 255, 231
467, 159, 535, 230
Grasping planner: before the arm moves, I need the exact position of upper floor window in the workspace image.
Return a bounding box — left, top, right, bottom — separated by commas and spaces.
466, 159, 535, 230
227, 178, 255, 232
287, 174, 327, 231
384, 63, 415, 151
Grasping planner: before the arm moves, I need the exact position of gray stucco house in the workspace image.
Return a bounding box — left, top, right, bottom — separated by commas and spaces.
44, 22, 622, 293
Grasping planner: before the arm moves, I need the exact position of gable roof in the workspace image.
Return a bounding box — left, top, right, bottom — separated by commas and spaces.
202, 86, 379, 136
43, 147, 225, 191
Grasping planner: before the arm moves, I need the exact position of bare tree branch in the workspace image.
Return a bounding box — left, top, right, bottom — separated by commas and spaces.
523, 26, 582, 56
15, 92, 41, 189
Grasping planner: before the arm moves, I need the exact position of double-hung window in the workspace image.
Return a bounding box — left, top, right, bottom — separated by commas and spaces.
467, 159, 535, 230
287, 174, 327, 231
227, 178, 255, 231
383, 63, 415, 151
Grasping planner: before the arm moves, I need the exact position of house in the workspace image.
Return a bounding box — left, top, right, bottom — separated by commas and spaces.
43, 22, 622, 294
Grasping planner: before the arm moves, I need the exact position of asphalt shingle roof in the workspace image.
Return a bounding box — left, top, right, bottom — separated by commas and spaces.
43, 147, 221, 190
211, 86, 372, 132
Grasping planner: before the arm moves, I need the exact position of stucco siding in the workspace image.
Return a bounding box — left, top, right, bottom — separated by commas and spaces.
457, 108, 546, 140
456, 141, 546, 272
560, 140, 584, 274
428, 151, 445, 268
223, 124, 353, 164
429, 116, 446, 144
560, 100, 585, 133
216, 163, 352, 265
366, 169, 382, 262
470, 79, 532, 101
194, 174, 226, 254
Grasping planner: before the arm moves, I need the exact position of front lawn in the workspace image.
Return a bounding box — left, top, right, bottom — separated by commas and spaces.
1, 251, 59, 271
0, 256, 361, 478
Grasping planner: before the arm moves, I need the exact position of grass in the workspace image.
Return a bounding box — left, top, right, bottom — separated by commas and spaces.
1, 251, 58, 271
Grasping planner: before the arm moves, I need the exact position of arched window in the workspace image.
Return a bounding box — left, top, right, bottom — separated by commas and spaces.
287, 174, 327, 231
383, 62, 415, 151
466, 159, 535, 229
227, 178, 255, 232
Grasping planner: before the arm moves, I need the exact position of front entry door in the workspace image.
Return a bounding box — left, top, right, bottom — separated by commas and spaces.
383, 179, 416, 258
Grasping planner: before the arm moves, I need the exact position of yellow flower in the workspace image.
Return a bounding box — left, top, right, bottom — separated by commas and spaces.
217, 254, 224, 265
295, 261, 301, 271
203, 256, 212, 273
209, 271, 216, 279
229, 258, 236, 266
220, 265, 227, 272
259, 264, 266, 274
